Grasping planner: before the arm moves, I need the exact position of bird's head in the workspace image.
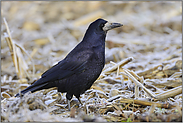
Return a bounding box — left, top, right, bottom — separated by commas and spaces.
82, 18, 123, 44
89, 18, 123, 34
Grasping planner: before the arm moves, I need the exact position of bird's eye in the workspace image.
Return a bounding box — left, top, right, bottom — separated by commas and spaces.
100, 23, 105, 27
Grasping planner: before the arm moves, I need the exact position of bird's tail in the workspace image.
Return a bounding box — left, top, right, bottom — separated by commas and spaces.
15, 82, 48, 97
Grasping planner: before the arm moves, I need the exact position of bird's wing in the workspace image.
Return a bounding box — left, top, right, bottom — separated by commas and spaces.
42, 60, 87, 79
15, 59, 89, 96
33, 52, 91, 86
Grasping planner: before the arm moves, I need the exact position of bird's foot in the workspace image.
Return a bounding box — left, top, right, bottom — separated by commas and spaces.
67, 99, 71, 111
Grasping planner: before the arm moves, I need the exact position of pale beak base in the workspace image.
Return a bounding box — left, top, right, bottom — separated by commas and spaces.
103, 22, 123, 32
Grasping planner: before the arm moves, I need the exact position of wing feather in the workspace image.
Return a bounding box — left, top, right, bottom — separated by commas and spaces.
33, 51, 92, 86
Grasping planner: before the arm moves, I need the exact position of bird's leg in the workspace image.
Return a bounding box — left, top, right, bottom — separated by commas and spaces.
76, 97, 83, 105
66, 93, 73, 111
67, 99, 71, 111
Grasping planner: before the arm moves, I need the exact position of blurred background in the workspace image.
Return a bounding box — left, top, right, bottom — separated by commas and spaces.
1, 1, 182, 122
1, 1, 181, 79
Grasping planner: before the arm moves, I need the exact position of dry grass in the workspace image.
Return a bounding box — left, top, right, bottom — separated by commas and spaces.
1, 1, 182, 122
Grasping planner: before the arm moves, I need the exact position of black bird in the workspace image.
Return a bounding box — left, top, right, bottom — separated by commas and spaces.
15, 18, 122, 110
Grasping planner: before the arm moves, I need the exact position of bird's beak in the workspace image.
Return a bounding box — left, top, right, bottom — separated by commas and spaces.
103, 22, 123, 32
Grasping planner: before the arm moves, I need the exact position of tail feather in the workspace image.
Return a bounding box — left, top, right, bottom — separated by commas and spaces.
15, 82, 48, 97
